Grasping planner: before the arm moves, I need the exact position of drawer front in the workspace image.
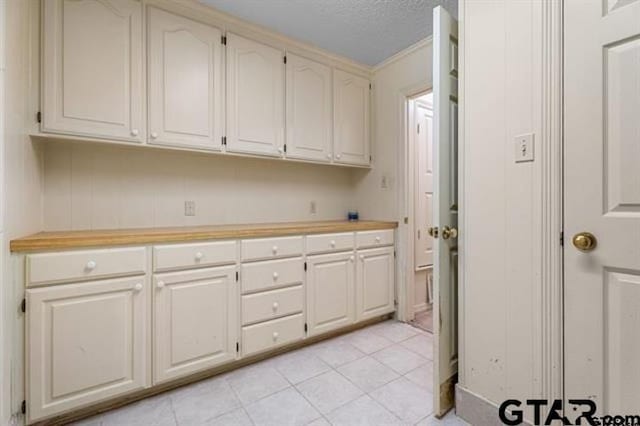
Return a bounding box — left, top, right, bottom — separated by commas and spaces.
241, 285, 303, 325
241, 236, 303, 261
154, 240, 237, 272
242, 313, 304, 357
356, 230, 394, 249
27, 247, 147, 286
306, 232, 354, 254
241, 257, 304, 294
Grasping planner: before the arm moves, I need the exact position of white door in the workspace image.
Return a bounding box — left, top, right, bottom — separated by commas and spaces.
286, 53, 333, 162
333, 69, 370, 165
356, 247, 395, 321
147, 7, 223, 150
226, 33, 285, 157
432, 6, 459, 417
26, 277, 148, 422
565, 0, 640, 418
154, 266, 237, 384
306, 252, 355, 336
415, 101, 434, 269
42, 0, 144, 143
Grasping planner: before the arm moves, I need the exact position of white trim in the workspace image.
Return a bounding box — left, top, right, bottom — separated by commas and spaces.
457, 0, 466, 386
372, 37, 433, 73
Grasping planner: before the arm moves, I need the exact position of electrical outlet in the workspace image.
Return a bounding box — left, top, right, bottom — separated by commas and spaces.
310, 201, 317, 214
184, 201, 196, 216
515, 133, 534, 163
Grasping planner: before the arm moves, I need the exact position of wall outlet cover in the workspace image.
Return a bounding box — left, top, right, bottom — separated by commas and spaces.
515, 133, 534, 163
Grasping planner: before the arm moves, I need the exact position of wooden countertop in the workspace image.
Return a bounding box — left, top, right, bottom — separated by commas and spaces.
10, 220, 398, 252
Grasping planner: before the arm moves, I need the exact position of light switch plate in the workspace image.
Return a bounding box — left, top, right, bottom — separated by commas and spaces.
515, 133, 534, 163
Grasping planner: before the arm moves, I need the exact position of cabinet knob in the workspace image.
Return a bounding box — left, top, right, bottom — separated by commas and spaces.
273, 272, 279, 280
131, 129, 139, 137
326, 154, 332, 159
349, 255, 355, 262
272, 332, 279, 340
375, 236, 381, 243
330, 240, 336, 247
272, 302, 279, 311
272, 246, 278, 254
150, 132, 158, 139
85, 260, 97, 271
360, 254, 365, 261
157, 281, 165, 289
195, 252, 203, 260
133, 283, 143, 292
336, 154, 342, 159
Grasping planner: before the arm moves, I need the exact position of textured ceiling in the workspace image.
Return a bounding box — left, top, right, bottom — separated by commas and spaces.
200, 0, 458, 66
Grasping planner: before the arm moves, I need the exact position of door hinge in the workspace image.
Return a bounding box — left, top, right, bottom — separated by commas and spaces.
36, 111, 41, 123
222, 136, 227, 146
417, 124, 420, 134
235, 271, 239, 282
417, 229, 421, 239
560, 231, 564, 246
236, 342, 239, 353
369, 83, 372, 90
394, 250, 396, 258
21, 298, 26, 313
304, 323, 308, 333
304, 262, 307, 271
369, 155, 372, 162
284, 55, 287, 64
284, 144, 287, 153
21, 400, 26, 415
221, 35, 227, 45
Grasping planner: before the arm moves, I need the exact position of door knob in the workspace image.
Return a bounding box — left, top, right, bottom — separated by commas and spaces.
572, 232, 597, 252
428, 227, 439, 238
441, 226, 458, 240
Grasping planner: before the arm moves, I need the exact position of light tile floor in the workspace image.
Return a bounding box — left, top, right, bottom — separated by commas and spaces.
73, 320, 468, 426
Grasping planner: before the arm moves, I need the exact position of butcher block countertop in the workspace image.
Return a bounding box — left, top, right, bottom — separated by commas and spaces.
10, 220, 398, 252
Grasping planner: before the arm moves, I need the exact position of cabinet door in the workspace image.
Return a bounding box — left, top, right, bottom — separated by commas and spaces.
333, 69, 370, 165
153, 266, 237, 383
226, 33, 285, 157
286, 54, 332, 162
356, 247, 395, 321
26, 277, 148, 422
147, 7, 223, 150
42, 0, 144, 142
306, 251, 355, 336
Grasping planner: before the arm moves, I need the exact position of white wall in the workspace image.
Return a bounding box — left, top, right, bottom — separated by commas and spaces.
42, 142, 356, 231
459, 0, 545, 414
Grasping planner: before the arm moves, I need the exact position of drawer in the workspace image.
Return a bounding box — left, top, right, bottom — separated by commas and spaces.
241, 257, 304, 294
242, 285, 303, 325
242, 313, 304, 357
356, 230, 394, 249
27, 247, 147, 287
306, 232, 354, 254
241, 236, 303, 261
153, 240, 236, 272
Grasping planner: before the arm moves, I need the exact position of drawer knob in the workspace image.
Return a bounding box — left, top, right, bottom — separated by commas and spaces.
150, 132, 158, 139
131, 128, 139, 137
133, 283, 143, 292
360, 254, 365, 261
272, 302, 279, 311
330, 240, 336, 247
350, 255, 355, 262
273, 272, 279, 280
326, 154, 332, 159
272, 332, 279, 340
272, 245, 278, 254
375, 236, 381, 243
85, 260, 97, 271
195, 252, 203, 260
336, 154, 342, 159
157, 281, 165, 289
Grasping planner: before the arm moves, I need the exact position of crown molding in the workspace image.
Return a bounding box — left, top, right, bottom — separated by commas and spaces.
372, 37, 433, 73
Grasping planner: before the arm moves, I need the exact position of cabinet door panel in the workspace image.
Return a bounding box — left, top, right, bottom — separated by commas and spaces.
286, 54, 332, 162
42, 0, 143, 142
226, 33, 284, 156
306, 252, 355, 336
154, 267, 236, 383
333, 69, 370, 165
26, 277, 148, 422
356, 247, 395, 321
147, 7, 223, 150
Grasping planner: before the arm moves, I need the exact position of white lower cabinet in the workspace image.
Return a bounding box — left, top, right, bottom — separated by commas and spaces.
306, 251, 356, 336
356, 247, 395, 321
153, 266, 237, 384
26, 277, 149, 423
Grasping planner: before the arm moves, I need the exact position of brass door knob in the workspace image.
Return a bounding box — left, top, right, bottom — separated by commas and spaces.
572, 232, 597, 252
441, 226, 458, 240
428, 227, 439, 238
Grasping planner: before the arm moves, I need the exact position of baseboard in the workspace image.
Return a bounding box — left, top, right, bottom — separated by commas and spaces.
455, 384, 503, 426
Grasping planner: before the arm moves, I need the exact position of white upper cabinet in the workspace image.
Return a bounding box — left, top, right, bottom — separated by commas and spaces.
285, 54, 332, 162
226, 33, 285, 157
333, 69, 370, 166
42, 0, 144, 142
147, 7, 223, 150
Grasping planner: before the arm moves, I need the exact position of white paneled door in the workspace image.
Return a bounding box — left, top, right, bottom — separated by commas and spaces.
432, 6, 459, 418
147, 7, 223, 150
564, 0, 640, 418
286, 53, 333, 162
333, 69, 370, 166
226, 33, 285, 157
42, 0, 144, 142
415, 101, 434, 269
